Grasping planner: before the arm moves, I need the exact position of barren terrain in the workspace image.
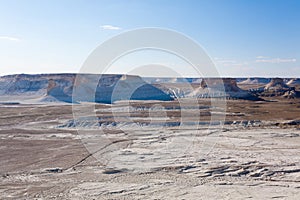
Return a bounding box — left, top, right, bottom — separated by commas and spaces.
1, 97, 300, 199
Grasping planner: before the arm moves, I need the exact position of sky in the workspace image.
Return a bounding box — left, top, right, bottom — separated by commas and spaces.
0, 0, 299, 77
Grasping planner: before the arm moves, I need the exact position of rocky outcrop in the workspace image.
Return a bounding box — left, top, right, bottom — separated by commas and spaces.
283, 90, 300, 99
238, 78, 271, 85
94, 74, 174, 103
264, 78, 290, 91
242, 78, 300, 98
143, 77, 202, 84
200, 78, 240, 92
258, 78, 293, 97
148, 78, 263, 100
287, 78, 300, 86
192, 78, 262, 100
46, 78, 74, 103
0, 74, 174, 103
0, 74, 75, 96
2, 74, 299, 103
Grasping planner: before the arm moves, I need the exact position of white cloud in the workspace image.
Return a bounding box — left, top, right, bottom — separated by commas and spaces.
256, 56, 268, 59
0, 36, 21, 42
215, 59, 236, 64
255, 58, 296, 63
100, 25, 122, 30
214, 58, 249, 67
214, 56, 297, 68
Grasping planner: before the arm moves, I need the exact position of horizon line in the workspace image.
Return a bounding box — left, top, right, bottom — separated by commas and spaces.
0, 72, 299, 79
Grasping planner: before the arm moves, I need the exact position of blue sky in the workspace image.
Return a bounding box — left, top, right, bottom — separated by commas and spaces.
0, 0, 299, 77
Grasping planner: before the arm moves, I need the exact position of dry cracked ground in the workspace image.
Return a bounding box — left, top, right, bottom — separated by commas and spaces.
0, 98, 300, 199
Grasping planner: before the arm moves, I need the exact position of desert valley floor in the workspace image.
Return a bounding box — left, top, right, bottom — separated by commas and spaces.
0, 98, 300, 199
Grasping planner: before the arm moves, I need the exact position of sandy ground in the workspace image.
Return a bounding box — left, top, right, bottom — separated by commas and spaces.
0, 99, 300, 199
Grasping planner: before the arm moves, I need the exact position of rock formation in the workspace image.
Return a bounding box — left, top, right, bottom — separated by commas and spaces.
2, 74, 299, 103
264, 78, 290, 91
287, 78, 300, 86
282, 90, 299, 99
0, 74, 173, 103
238, 78, 271, 85
192, 78, 261, 100
249, 78, 300, 98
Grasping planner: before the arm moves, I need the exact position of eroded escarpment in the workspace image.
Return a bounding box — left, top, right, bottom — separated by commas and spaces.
2, 74, 300, 104
0, 74, 174, 103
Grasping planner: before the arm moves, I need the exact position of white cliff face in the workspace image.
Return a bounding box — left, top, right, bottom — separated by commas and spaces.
0, 74, 174, 103
2, 74, 298, 103
0, 74, 75, 96
95, 75, 174, 103
0, 74, 47, 95
71, 74, 174, 103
